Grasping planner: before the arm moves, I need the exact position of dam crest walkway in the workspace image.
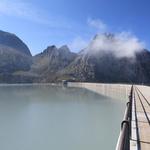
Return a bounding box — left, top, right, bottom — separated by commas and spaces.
130, 86, 150, 150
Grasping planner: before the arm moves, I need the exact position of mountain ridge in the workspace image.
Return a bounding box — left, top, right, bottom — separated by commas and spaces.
0, 30, 150, 84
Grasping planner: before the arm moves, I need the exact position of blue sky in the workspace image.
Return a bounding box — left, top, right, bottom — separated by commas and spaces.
0, 0, 150, 55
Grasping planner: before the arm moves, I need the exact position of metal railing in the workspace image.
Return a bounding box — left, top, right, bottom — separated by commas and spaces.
116, 85, 133, 150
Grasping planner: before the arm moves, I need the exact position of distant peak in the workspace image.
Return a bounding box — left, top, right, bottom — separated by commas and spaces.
47, 45, 57, 49
43, 45, 58, 54
59, 45, 70, 52
104, 32, 115, 38
93, 33, 115, 40
93, 34, 100, 40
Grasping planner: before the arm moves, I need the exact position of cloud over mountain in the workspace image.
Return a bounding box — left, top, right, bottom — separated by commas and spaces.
85, 32, 145, 58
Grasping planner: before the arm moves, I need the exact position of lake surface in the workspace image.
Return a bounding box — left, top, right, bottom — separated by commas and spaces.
0, 84, 125, 150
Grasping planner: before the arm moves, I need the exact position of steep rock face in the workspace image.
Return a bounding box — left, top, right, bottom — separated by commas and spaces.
134, 50, 150, 83
60, 34, 150, 84
0, 30, 32, 74
31, 45, 77, 81
59, 54, 95, 82
0, 30, 31, 56
91, 49, 150, 83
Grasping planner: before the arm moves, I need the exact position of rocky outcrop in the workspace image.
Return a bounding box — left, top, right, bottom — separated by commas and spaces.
0, 30, 31, 56
0, 30, 32, 74
31, 45, 77, 77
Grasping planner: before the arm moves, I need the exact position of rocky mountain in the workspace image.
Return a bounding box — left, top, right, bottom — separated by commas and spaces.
0, 30, 150, 84
57, 34, 150, 84
30, 45, 77, 82
60, 48, 150, 84
0, 30, 31, 56
0, 30, 32, 74
0, 30, 33, 83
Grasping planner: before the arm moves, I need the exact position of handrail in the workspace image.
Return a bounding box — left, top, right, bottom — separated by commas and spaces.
116, 85, 133, 150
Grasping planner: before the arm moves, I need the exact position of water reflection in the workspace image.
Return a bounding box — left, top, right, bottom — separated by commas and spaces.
0, 85, 125, 150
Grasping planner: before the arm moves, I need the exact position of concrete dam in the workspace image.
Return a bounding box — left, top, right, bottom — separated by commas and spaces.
68, 82, 150, 150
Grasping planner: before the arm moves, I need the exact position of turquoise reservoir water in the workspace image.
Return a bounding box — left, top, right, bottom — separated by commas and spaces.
0, 85, 125, 150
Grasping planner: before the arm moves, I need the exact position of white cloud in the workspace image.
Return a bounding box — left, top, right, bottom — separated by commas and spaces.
68, 18, 108, 52
0, 0, 71, 29
69, 18, 145, 58
0, 0, 38, 20
87, 18, 107, 32
69, 37, 89, 51
87, 32, 145, 58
